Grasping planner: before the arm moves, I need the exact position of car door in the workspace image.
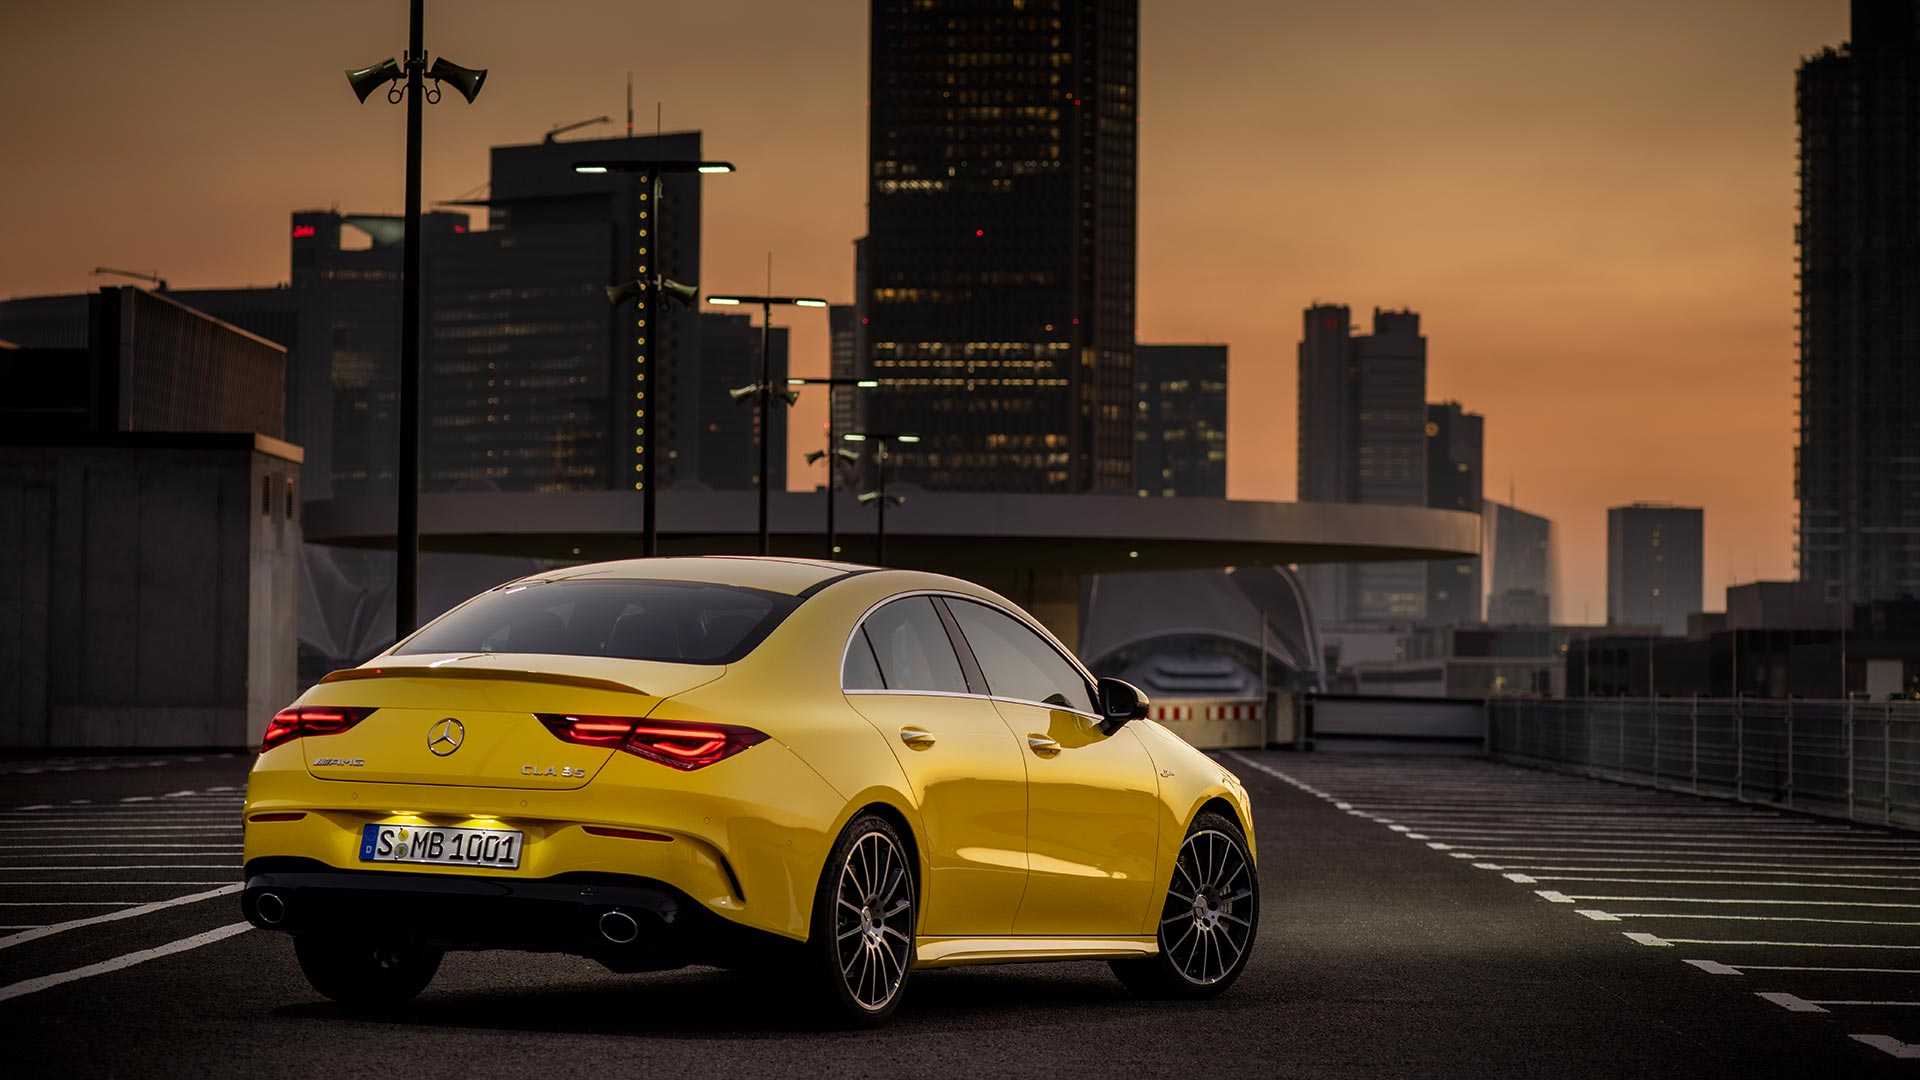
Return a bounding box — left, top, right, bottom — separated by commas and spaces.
941, 597, 1160, 938
842, 595, 1030, 937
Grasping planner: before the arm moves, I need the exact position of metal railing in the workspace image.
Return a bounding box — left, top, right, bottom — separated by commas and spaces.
1488, 697, 1920, 830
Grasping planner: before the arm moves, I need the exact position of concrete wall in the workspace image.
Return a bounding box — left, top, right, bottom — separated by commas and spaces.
1304, 694, 1486, 754
0, 435, 301, 748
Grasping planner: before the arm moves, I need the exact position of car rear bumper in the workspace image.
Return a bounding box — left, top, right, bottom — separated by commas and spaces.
242, 858, 790, 971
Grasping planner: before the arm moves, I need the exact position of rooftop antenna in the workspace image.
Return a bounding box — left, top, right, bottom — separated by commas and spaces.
626, 72, 633, 138
93, 266, 167, 291
544, 116, 609, 144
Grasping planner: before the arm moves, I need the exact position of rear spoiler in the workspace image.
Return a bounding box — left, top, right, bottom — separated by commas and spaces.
319, 665, 650, 697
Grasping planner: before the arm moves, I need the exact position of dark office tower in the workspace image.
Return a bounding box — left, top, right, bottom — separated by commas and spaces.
291, 209, 465, 498
828, 304, 862, 450
1425, 402, 1484, 624
1485, 500, 1553, 624
1296, 305, 1430, 621
694, 313, 788, 492
1797, 3, 1920, 602
1608, 503, 1704, 636
865, 0, 1138, 493
1132, 344, 1227, 497
483, 132, 707, 494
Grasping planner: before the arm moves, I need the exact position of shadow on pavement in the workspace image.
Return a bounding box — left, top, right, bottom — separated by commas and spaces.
269, 962, 1220, 1038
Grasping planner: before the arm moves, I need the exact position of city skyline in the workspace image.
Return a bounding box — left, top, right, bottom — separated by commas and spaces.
0, 0, 1851, 621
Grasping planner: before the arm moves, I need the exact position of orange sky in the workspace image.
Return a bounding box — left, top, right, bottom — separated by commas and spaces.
0, 0, 1849, 623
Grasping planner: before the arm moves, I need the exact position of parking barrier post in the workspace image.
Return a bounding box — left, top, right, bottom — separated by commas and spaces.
1787, 697, 1795, 809
1736, 700, 1744, 802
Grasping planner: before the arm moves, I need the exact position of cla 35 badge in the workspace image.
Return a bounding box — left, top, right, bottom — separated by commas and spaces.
521, 764, 587, 778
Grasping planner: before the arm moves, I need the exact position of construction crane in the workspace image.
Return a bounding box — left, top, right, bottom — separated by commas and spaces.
93, 266, 168, 291
544, 116, 610, 144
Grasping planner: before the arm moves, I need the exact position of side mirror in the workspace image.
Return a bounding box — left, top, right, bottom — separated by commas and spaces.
1097, 677, 1150, 731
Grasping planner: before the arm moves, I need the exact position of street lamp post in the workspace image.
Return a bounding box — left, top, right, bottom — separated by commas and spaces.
573, 159, 735, 557
789, 375, 879, 558
844, 432, 918, 566
346, 0, 487, 637
708, 293, 828, 555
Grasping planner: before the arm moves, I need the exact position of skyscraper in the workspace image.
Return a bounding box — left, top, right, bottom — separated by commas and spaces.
1297, 305, 1430, 621
1425, 401, 1484, 623
694, 312, 788, 492
1133, 343, 1227, 498
865, 0, 1138, 493
1608, 503, 1704, 635
1486, 500, 1553, 624
1796, 2, 1920, 602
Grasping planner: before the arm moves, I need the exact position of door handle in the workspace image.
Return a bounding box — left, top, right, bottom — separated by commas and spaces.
1027, 734, 1061, 755
899, 727, 936, 749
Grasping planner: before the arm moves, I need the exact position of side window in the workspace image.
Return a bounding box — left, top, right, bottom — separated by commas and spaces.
947, 599, 1095, 714
842, 628, 886, 690
857, 596, 968, 693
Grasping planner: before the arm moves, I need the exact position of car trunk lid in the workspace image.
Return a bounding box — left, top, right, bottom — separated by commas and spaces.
298, 653, 725, 789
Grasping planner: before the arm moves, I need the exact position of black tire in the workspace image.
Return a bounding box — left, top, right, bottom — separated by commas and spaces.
293, 933, 442, 1013
1111, 810, 1258, 999
801, 811, 917, 1026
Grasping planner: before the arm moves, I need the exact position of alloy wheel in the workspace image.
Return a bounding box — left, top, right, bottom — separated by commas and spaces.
832, 829, 914, 1011
1159, 828, 1254, 985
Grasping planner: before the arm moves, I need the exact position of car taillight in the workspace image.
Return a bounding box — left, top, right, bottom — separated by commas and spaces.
262, 707, 372, 752
537, 714, 768, 771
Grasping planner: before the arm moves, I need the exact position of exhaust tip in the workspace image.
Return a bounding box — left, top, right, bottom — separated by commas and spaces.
255, 891, 287, 927
598, 909, 640, 945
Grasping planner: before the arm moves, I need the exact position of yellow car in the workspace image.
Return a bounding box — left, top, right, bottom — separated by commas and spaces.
242, 557, 1258, 1023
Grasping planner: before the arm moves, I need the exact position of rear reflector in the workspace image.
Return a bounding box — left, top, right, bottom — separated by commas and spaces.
538, 714, 768, 771
248, 812, 308, 823
262, 707, 373, 752
583, 825, 673, 843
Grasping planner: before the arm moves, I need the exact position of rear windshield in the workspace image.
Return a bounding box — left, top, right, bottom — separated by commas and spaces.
394, 579, 801, 665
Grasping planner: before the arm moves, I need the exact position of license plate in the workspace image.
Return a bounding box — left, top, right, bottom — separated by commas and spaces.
359, 824, 523, 869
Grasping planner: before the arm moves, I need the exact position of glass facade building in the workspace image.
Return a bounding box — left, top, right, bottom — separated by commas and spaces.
1132, 343, 1226, 498
865, 0, 1138, 492
1608, 503, 1704, 636
1796, 3, 1920, 602
1425, 401, 1484, 624
1297, 305, 1430, 622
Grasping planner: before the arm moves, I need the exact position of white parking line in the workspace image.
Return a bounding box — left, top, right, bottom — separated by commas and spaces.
0, 881, 234, 886
0, 884, 243, 950
0, 860, 240, 868
0, 922, 252, 1003
1524, 877, 1920, 892
1418, 845, 1920, 860
1479, 864, 1920, 878
0, 845, 245, 853
1399, 830, 1920, 846
1758, 992, 1827, 1012
1588, 911, 1920, 926
1686, 961, 1920, 976
0, 902, 139, 907
1557, 895, 1920, 909
1852, 1035, 1920, 1059
1633, 934, 1920, 950
0, 826, 244, 834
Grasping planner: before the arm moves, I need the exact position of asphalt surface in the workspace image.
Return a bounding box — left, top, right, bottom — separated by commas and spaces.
6, 748, 1920, 1077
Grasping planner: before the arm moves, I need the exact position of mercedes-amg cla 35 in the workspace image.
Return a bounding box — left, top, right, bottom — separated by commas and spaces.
242, 557, 1258, 1024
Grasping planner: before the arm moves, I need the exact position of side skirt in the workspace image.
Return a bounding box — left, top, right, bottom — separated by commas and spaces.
914, 935, 1156, 969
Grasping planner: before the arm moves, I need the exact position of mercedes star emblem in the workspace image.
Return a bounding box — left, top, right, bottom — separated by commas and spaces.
426, 717, 466, 756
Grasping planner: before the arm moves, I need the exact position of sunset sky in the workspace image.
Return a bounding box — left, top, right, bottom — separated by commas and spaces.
0, 1, 1851, 623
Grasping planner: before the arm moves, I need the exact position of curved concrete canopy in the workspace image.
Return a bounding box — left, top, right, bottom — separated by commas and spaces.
304, 490, 1478, 576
